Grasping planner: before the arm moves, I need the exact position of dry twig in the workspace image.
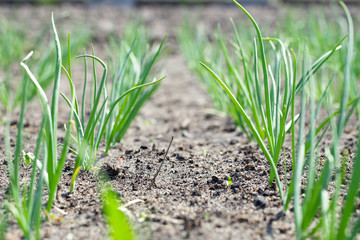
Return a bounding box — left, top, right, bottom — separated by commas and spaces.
148, 136, 174, 190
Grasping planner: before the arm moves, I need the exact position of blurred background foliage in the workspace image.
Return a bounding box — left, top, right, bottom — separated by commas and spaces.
0, 0, 359, 6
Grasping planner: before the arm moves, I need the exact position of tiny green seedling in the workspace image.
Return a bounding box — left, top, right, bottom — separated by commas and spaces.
22, 151, 34, 165
204, 212, 210, 221
227, 176, 232, 186
202, 148, 207, 160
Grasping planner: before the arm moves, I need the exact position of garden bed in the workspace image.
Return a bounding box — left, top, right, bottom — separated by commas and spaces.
0, 4, 358, 240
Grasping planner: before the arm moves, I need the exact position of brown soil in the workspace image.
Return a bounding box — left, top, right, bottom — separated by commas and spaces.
0, 4, 358, 240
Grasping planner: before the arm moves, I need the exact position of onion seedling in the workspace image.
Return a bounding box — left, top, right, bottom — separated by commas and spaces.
227, 176, 232, 187
201, 0, 347, 200
62, 52, 164, 188
4, 54, 47, 240
202, 148, 207, 160
20, 13, 75, 212
105, 25, 166, 153
60, 26, 166, 190
292, 3, 360, 239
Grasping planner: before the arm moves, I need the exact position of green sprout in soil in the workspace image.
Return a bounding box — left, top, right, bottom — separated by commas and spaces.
101, 185, 135, 240
197, 0, 360, 238
98, 166, 136, 240
202, 148, 207, 160
178, 1, 360, 139
227, 176, 232, 186
200, 0, 348, 201
292, 3, 360, 239
4, 13, 165, 238
5, 53, 48, 240
20, 13, 75, 214
105, 23, 166, 153
5, 14, 78, 239
60, 29, 166, 189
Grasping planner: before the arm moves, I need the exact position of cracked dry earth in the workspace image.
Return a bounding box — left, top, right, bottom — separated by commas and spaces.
1, 4, 358, 240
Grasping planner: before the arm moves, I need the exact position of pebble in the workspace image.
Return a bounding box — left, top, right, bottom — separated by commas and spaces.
254, 197, 266, 209
192, 190, 201, 196
210, 175, 221, 184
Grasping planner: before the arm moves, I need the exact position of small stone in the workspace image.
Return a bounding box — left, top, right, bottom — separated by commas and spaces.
180, 118, 191, 130
229, 139, 238, 145
231, 184, 240, 193
210, 176, 220, 184
125, 149, 133, 154
223, 125, 236, 132
176, 155, 185, 161
254, 197, 266, 209
192, 190, 201, 196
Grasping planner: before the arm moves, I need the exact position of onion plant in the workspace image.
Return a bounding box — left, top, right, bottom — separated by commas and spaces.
4, 40, 72, 239
61, 53, 164, 187
60, 44, 110, 176
292, 3, 360, 239
19, 14, 75, 214
59, 25, 165, 190
105, 25, 166, 153
3, 14, 80, 239
200, 0, 347, 200
4, 71, 45, 240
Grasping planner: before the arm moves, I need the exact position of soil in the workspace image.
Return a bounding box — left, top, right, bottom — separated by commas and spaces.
0, 3, 358, 240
